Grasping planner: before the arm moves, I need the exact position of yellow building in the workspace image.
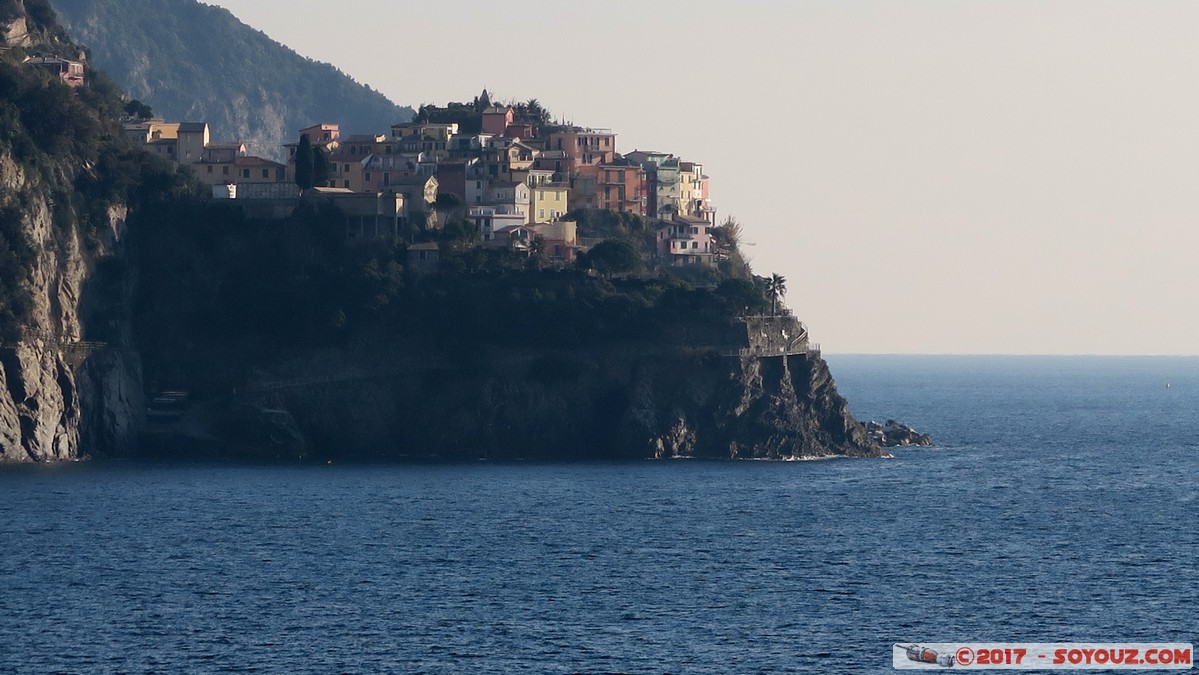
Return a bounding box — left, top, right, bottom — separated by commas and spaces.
176, 122, 210, 167
531, 183, 570, 223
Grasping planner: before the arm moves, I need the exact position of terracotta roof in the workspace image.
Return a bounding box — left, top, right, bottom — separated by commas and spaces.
235, 156, 284, 169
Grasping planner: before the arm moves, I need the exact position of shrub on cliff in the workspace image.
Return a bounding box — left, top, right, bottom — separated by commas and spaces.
578, 239, 642, 277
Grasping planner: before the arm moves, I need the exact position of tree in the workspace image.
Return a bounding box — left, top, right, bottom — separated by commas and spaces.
711, 216, 743, 252
581, 239, 641, 277
435, 192, 464, 211
294, 134, 313, 190
715, 278, 768, 316
124, 99, 153, 119
312, 145, 330, 187
524, 98, 551, 127
764, 273, 787, 316
528, 234, 547, 269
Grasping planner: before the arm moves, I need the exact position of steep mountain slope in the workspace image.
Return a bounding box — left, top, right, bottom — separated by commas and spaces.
49, 0, 414, 158
0, 0, 148, 461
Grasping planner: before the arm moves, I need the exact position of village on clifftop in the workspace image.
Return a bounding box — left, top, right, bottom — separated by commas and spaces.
120, 90, 720, 270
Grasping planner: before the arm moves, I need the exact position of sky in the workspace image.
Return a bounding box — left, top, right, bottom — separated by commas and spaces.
206, 0, 1199, 355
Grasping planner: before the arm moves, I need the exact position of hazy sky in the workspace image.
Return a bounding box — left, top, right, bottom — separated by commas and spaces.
206, 0, 1199, 355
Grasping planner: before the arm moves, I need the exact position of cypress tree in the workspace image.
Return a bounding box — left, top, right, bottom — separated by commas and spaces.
312, 146, 330, 187
295, 134, 313, 190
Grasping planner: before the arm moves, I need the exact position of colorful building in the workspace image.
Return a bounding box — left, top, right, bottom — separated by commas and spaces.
529, 220, 578, 261
597, 163, 646, 216
25, 55, 84, 87
531, 183, 570, 223
487, 181, 532, 223
656, 215, 716, 266
176, 122, 210, 166
482, 106, 514, 135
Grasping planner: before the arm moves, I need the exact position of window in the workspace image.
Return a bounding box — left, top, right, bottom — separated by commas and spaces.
242, 169, 250, 178
262, 169, 270, 178
539, 209, 545, 218
222, 166, 229, 175
365, 172, 372, 182
344, 180, 350, 188
206, 166, 213, 174
692, 241, 698, 249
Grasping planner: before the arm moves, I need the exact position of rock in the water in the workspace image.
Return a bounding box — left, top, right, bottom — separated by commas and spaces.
866, 419, 934, 447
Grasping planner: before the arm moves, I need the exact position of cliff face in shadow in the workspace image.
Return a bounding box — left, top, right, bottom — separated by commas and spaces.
233, 341, 882, 462
0, 3, 145, 461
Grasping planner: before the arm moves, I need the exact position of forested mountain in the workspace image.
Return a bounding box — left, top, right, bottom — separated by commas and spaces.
49, 0, 414, 158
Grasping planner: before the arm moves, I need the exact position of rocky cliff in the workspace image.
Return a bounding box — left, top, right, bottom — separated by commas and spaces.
218, 338, 883, 461
0, 148, 144, 462
0, 3, 144, 462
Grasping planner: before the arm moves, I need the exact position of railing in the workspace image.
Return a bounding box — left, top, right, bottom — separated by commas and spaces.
245, 368, 383, 393
720, 343, 821, 358
721, 333, 811, 357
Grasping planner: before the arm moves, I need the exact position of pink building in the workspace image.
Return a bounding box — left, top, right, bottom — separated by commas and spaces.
298, 123, 340, 145
547, 127, 616, 168
482, 106, 514, 136
656, 215, 716, 267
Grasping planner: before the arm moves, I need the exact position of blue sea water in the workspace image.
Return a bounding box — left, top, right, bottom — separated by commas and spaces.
0, 355, 1196, 674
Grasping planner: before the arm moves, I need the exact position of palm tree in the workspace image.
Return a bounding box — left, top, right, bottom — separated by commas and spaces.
525, 98, 551, 126
765, 273, 787, 316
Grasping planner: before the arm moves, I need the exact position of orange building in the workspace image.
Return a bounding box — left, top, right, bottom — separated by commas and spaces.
597, 164, 646, 216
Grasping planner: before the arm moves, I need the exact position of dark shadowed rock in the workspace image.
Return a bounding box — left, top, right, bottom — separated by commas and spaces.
866, 419, 934, 447
237, 347, 886, 462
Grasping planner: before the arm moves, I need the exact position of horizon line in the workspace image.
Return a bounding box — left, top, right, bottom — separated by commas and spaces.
821, 352, 1199, 358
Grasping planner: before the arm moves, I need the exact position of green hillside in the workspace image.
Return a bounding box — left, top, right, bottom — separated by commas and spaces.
49, 0, 414, 158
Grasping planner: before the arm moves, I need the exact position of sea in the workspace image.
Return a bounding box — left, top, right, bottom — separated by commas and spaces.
0, 355, 1195, 674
